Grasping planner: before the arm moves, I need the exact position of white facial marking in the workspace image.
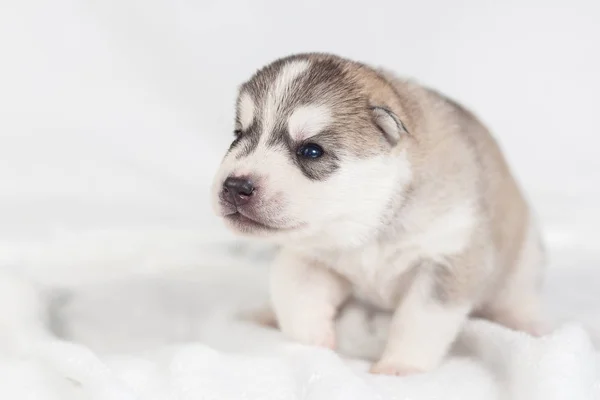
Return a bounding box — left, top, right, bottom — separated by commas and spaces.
238, 92, 255, 130
262, 60, 310, 140
291, 151, 413, 248
287, 104, 332, 141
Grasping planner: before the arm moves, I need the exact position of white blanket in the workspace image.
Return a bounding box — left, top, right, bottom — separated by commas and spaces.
0, 232, 598, 400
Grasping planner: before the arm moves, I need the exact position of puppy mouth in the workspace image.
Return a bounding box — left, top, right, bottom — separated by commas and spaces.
223, 211, 281, 232
222, 209, 304, 234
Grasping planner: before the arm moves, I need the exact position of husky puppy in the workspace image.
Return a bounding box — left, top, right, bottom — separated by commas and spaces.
212, 53, 545, 375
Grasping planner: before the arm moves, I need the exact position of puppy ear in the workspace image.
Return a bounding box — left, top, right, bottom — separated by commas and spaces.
371, 106, 408, 145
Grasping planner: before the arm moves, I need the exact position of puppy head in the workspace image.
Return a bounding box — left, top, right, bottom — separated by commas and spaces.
212, 54, 414, 247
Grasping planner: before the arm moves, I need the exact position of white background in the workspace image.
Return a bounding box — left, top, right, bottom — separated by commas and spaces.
1, 0, 599, 249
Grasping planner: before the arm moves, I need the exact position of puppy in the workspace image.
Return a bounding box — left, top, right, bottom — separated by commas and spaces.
212, 53, 545, 375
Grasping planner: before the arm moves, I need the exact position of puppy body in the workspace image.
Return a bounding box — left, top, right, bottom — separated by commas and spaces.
212, 53, 545, 375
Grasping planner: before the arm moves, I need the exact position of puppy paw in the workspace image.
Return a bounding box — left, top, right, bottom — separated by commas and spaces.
276, 315, 336, 350
319, 330, 337, 350
291, 325, 337, 350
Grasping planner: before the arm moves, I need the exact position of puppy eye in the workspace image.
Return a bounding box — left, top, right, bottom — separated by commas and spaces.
297, 143, 324, 159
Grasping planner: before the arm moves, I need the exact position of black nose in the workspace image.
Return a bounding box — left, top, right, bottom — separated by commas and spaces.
223, 177, 255, 206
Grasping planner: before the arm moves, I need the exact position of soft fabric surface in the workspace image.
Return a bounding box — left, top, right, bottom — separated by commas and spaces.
0, 232, 598, 400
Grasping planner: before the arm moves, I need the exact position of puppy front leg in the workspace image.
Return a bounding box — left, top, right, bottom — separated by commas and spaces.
371, 264, 473, 375
270, 250, 350, 349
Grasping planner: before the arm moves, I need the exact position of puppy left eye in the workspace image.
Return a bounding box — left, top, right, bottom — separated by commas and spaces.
297, 143, 324, 159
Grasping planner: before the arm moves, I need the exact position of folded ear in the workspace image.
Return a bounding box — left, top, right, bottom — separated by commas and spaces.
371, 106, 408, 145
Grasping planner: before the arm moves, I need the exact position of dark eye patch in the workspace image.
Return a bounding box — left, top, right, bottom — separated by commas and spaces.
266, 130, 341, 181
299, 149, 339, 180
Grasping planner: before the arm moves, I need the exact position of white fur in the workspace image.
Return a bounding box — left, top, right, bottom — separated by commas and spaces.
238, 92, 255, 130
313, 201, 477, 309
262, 60, 310, 137
287, 104, 332, 141
374, 272, 471, 373
401, 202, 477, 259
270, 248, 350, 348
271, 243, 473, 373
289, 151, 412, 248
326, 243, 416, 309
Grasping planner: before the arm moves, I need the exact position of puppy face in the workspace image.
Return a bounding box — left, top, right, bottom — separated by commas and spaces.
212, 55, 413, 247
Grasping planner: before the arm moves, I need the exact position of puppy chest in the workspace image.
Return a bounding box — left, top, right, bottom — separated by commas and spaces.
328, 245, 416, 310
